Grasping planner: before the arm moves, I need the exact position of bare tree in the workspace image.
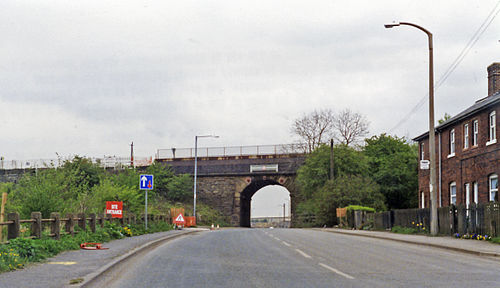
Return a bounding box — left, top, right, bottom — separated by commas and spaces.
333, 109, 369, 146
291, 109, 335, 152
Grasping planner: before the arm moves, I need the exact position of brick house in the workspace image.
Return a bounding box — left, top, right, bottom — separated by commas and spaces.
414, 62, 500, 209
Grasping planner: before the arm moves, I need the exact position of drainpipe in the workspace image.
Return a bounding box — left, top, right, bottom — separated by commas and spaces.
438, 132, 442, 207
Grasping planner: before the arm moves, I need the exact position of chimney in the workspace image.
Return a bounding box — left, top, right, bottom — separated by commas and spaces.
488, 62, 500, 96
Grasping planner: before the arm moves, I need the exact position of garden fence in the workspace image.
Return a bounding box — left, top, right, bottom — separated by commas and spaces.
0, 211, 171, 243
372, 202, 500, 237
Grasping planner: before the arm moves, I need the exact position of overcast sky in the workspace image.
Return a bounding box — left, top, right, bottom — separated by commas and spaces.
1, 0, 499, 161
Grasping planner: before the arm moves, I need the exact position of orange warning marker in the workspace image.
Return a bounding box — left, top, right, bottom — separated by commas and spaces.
80, 243, 109, 250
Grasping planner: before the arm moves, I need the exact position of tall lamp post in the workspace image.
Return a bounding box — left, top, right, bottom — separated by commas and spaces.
384, 22, 437, 236
194, 135, 219, 221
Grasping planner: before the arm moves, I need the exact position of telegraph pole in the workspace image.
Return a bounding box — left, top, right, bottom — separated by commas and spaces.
329, 139, 334, 180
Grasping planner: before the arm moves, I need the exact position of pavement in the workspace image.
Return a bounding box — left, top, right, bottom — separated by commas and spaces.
316, 228, 500, 258
0, 228, 204, 288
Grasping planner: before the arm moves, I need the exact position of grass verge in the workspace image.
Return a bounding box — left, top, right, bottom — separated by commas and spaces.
0, 221, 172, 273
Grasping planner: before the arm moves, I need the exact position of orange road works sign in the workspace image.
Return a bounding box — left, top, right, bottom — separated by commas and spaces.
173, 213, 186, 225
106, 201, 123, 218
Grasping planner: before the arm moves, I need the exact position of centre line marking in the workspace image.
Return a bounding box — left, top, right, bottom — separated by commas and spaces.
319, 263, 355, 280
282, 241, 291, 247
295, 249, 312, 259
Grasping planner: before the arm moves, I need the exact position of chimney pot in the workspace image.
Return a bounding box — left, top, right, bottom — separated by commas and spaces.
488, 62, 500, 96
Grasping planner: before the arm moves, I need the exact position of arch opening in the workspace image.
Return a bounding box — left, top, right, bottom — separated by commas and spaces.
239, 179, 291, 228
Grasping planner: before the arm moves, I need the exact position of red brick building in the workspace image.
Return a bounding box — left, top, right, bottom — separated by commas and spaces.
414, 62, 500, 209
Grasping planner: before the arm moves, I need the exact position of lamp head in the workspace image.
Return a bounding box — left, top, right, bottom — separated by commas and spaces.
384, 22, 400, 28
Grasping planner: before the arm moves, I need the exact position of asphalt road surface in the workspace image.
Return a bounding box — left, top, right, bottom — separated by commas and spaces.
97, 228, 500, 288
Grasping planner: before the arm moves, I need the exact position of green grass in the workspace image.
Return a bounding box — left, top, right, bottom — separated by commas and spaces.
490, 237, 500, 244
391, 226, 419, 234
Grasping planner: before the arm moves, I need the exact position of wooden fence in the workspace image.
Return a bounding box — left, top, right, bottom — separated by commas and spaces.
0, 212, 171, 242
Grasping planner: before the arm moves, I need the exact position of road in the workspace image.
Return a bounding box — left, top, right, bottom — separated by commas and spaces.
94, 228, 500, 288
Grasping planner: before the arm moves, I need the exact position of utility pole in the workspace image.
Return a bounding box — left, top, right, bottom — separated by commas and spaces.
283, 202, 286, 227
130, 142, 134, 168
329, 139, 334, 180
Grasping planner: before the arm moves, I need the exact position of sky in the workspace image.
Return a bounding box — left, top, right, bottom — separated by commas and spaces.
1, 1, 499, 216
1, 0, 499, 161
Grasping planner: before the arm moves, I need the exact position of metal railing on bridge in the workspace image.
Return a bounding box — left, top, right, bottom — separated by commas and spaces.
156, 143, 307, 160
0, 156, 153, 170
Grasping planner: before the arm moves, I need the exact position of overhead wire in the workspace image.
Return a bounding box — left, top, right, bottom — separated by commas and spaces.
388, 0, 500, 133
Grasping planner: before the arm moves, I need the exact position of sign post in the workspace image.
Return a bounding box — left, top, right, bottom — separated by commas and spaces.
139, 175, 153, 230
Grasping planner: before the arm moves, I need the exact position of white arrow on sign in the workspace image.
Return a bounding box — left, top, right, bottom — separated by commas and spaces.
141, 176, 148, 187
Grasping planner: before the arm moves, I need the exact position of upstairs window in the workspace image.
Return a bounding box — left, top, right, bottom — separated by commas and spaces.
487, 111, 496, 145
449, 129, 455, 156
464, 123, 469, 149
473, 120, 478, 146
489, 174, 498, 202
450, 182, 457, 205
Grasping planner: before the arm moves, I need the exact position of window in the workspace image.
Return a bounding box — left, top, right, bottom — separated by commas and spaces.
489, 174, 498, 202
473, 182, 478, 204
464, 124, 469, 149
420, 142, 425, 160
473, 120, 478, 146
450, 182, 457, 205
449, 129, 455, 156
487, 111, 496, 145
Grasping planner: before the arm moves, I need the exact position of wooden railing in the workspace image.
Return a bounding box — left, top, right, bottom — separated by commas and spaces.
0, 212, 170, 242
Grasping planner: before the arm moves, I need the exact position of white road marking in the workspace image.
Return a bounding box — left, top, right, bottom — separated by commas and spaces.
319, 263, 355, 280
295, 249, 312, 259
282, 241, 292, 247
275, 237, 281, 241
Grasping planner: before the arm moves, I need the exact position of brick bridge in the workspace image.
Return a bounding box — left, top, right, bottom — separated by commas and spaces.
156, 144, 307, 227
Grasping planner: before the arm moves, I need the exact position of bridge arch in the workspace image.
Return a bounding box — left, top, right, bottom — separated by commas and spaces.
237, 175, 296, 227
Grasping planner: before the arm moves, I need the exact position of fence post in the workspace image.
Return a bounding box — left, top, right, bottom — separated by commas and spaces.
50, 212, 60, 240
89, 213, 96, 233
31, 212, 42, 239
131, 213, 136, 225
7, 212, 20, 240
100, 213, 105, 228
78, 213, 86, 232
66, 213, 74, 236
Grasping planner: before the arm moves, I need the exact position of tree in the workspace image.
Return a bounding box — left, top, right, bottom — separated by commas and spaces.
296, 144, 369, 200
438, 112, 452, 124
364, 134, 418, 209
333, 109, 369, 146
291, 109, 335, 152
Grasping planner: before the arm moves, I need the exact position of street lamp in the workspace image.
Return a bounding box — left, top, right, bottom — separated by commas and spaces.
194, 135, 219, 222
385, 21, 438, 235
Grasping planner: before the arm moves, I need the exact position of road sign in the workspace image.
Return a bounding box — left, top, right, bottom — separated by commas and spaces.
420, 160, 430, 170
140, 174, 154, 190
173, 213, 186, 225
106, 201, 123, 218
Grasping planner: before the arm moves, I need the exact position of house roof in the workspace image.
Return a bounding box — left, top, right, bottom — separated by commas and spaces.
413, 91, 500, 141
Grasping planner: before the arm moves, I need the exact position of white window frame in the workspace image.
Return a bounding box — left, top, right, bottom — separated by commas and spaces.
464, 123, 469, 149
448, 129, 455, 157
450, 182, 457, 205
420, 142, 425, 160
473, 181, 478, 204
487, 111, 497, 145
473, 120, 478, 146
489, 174, 498, 202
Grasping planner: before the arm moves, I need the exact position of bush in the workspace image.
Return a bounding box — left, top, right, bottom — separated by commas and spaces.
391, 226, 418, 234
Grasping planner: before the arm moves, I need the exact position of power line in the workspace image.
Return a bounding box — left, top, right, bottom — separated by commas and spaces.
389, 0, 500, 133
